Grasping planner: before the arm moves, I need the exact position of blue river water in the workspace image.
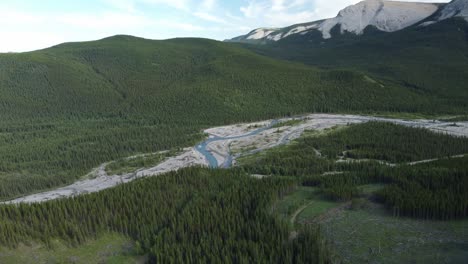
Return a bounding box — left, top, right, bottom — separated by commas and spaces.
195, 120, 279, 168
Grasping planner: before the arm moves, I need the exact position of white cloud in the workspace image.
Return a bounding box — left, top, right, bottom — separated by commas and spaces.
193, 12, 227, 24
200, 0, 216, 11
271, 0, 286, 11
0, 6, 203, 52
240, 1, 268, 18
240, 0, 317, 27
0, 31, 65, 52
141, 0, 191, 10
102, 0, 137, 12
57, 12, 155, 29
103, 0, 191, 11
0, 0, 453, 52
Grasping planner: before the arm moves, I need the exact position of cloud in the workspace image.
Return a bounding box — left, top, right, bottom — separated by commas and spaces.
141, 0, 191, 10
102, 0, 137, 12
200, 0, 216, 11
0, 0, 453, 52
240, 1, 268, 18
193, 12, 227, 24
103, 0, 191, 11
240, 0, 317, 27
0, 31, 65, 52
57, 12, 155, 29
0, 5, 203, 52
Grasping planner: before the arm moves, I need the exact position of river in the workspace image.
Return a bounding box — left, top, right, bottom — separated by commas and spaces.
195, 120, 279, 168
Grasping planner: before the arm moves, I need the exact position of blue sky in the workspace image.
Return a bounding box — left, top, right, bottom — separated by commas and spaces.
0, 0, 449, 52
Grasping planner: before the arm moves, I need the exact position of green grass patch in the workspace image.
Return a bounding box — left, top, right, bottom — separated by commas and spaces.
274, 186, 318, 221
322, 203, 468, 264
0, 233, 145, 264
274, 186, 342, 226
296, 199, 340, 223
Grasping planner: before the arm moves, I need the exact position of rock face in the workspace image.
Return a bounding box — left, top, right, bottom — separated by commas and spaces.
438, 0, 468, 21
228, 0, 467, 43
245, 28, 280, 40
318, 0, 438, 39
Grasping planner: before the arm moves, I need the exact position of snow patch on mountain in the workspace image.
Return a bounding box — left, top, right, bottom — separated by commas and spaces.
419, 21, 437, 27
259, 23, 321, 41
283, 24, 321, 38
246, 28, 279, 40
319, 0, 438, 39
228, 0, 464, 43
266, 33, 283, 41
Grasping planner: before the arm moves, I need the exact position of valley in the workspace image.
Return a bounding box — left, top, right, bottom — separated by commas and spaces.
5, 114, 467, 205
1, 0, 468, 262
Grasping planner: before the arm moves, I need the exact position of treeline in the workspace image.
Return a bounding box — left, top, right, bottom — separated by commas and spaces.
301, 164, 391, 201
241, 122, 468, 177
377, 163, 468, 220
240, 123, 468, 220
308, 122, 468, 163
0, 168, 331, 263
0, 118, 204, 200
300, 161, 468, 220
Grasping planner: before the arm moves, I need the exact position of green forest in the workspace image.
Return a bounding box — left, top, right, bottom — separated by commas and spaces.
240, 122, 468, 220
247, 19, 468, 108
0, 122, 467, 263
1, 36, 467, 200
0, 168, 331, 264
0, 18, 467, 262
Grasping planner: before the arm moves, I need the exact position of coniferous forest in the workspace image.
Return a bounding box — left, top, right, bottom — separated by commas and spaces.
0, 20, 467, 262
241, 122, 468, 220
0, 168, 330, 264
1, 36, 468, 200
0, 121, 466, 262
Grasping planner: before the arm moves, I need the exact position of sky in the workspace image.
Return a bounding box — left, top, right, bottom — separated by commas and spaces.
0, 0, 450, 52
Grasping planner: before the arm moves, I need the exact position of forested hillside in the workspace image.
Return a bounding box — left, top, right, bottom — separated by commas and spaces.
245, 18, 468, 109
0, 168, 331, 263
1, 0, 468, 260
1, 35, 459, 199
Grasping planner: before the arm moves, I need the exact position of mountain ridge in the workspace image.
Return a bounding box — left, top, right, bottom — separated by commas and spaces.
228, 0, 467, 44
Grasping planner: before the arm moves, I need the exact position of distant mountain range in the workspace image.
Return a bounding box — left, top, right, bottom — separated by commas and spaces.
228, 0, 468, 44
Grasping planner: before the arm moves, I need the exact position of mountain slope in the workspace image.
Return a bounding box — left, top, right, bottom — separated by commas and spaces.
2, 35, 444, 200
439, 0, 468, 21
1, 35, 425, 121
244, 17, 468, 104
228, 0, 463, 43
319, 0, 438, 39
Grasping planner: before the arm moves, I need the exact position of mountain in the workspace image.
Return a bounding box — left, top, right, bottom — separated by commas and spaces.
228, 0, 468, 44
227, 0, 468, 116
1, 2, 468, 200
4, 35, 442, 200
242, 17, 468, 105
437, 0, 468, 21
0, 35, 421, 122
